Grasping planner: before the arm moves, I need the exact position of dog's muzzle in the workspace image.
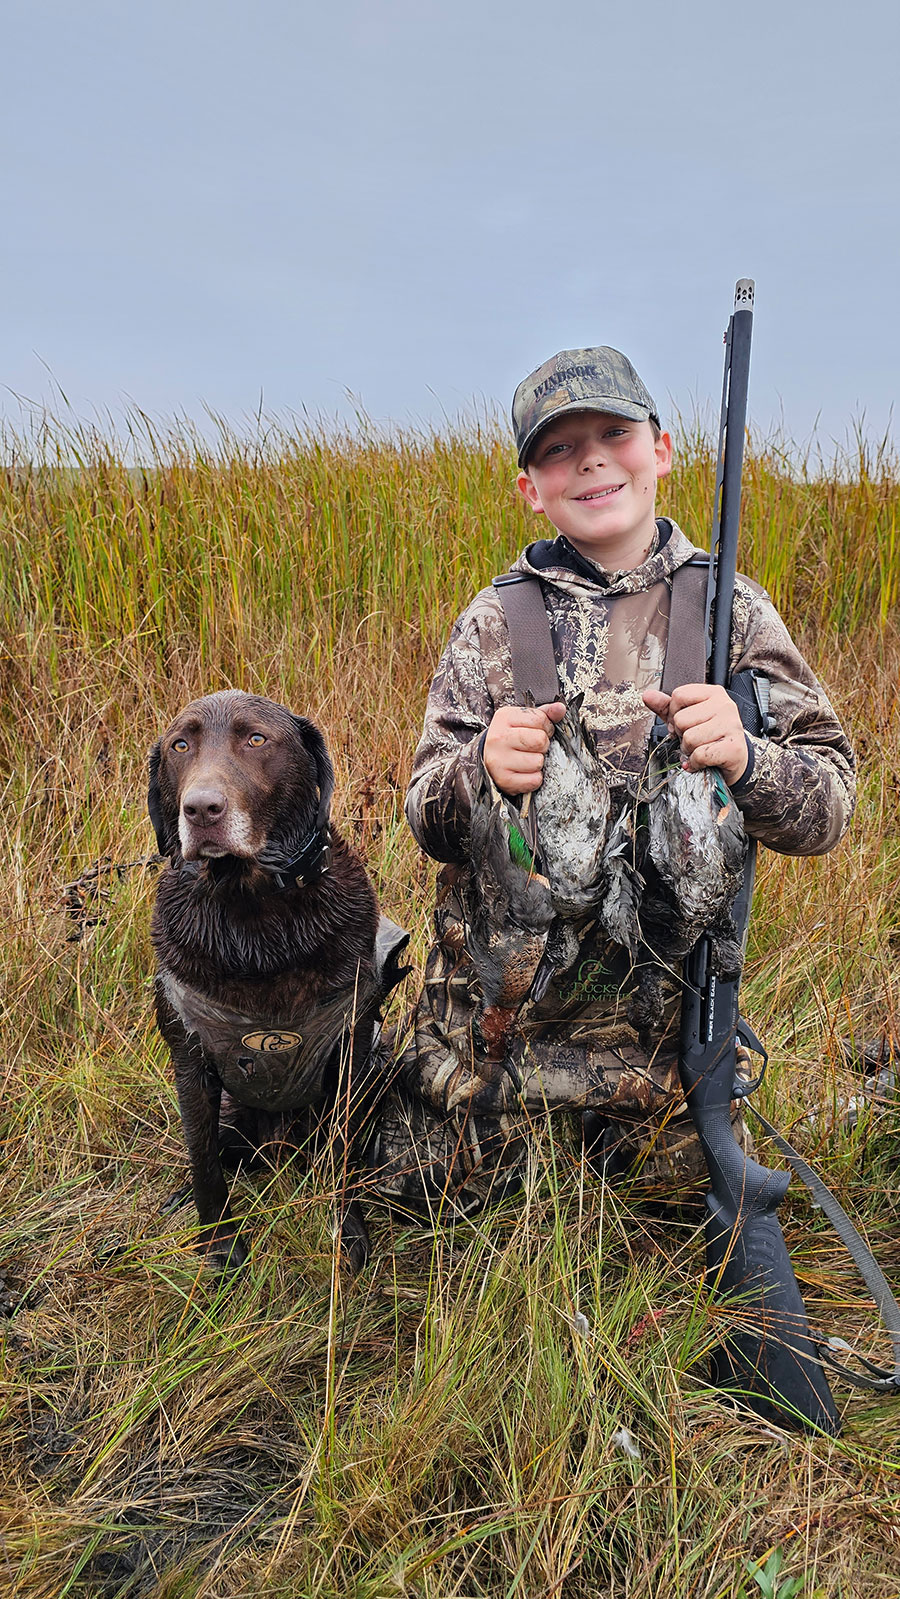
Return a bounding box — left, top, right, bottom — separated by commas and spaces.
179, 782, 260, 861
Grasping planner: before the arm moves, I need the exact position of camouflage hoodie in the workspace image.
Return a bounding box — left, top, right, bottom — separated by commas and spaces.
372, 521, 855, 1213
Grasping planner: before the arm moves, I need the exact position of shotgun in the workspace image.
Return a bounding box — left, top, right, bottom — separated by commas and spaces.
677, 279, 841, 1434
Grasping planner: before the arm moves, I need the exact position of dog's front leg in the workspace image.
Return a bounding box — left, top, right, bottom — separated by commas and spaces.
175, 1056, 249, 1271
336, 1197, 370, 1274
157, 986, 249, 1270
309, 1099, 370, 1273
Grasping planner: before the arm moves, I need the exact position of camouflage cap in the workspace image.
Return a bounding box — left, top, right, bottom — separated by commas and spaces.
512, 346, 660, 467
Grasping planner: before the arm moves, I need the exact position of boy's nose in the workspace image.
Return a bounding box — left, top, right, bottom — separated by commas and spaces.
577, 435, 607, 468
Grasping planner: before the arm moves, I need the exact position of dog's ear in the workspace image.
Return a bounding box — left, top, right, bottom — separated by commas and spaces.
292, 717, 335, 827
147, 742, 172, 857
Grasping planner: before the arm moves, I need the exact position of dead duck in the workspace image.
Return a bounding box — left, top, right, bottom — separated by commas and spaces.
644, 739, 747, 971
467, 770, 554, 1062
532, 695, 612, 981
599, 739, 748, 1032
534, 695, 611, 918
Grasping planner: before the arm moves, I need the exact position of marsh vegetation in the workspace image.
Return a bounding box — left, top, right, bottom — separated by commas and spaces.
1, 413, 898, 1596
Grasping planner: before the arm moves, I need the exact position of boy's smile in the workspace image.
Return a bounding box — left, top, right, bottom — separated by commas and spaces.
517, 411, 672, 571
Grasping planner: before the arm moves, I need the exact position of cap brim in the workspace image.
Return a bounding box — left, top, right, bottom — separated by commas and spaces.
517, 398, 658, 467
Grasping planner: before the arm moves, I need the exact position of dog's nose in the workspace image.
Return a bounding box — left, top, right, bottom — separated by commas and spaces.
182, 787, 228, 827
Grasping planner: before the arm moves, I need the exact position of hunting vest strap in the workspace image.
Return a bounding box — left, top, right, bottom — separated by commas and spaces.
659, 558, 710, 693
493, 559, 709, 706
492, 574, 560, 706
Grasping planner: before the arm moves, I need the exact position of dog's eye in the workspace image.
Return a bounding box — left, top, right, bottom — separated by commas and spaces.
171, 738, 189, 752
247, 734, 267, 747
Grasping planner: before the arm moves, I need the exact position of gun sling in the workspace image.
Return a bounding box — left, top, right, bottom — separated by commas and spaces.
493, 560, 900, 1396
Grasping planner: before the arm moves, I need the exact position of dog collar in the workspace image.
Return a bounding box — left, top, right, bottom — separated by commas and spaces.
268, 822, 333, 890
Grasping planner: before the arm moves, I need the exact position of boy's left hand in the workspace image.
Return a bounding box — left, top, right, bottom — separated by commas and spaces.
642, 685, 749, 785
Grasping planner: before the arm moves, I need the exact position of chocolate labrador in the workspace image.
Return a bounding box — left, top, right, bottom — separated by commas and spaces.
148, 690, 401, 1272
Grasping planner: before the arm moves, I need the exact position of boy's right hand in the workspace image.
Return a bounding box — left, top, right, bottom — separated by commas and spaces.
483, 702, 566, 795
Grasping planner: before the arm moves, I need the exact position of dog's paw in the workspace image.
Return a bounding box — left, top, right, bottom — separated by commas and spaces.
200, 1226, 250, 1273
336, 1202, 370, 1274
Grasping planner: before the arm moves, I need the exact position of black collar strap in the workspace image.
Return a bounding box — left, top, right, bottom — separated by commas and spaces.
268, 822, 332, 890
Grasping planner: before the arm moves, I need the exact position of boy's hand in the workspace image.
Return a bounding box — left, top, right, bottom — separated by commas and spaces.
642, 685, 749, 785
483, 702, 566, 795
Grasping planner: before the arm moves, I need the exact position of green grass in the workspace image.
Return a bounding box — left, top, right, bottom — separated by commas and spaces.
0, 410, 898, 1597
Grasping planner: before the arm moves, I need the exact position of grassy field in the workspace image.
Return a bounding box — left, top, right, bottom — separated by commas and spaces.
0, 412, 898, 1598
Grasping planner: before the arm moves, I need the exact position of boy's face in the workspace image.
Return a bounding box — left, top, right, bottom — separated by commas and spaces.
517, 411, 672, 570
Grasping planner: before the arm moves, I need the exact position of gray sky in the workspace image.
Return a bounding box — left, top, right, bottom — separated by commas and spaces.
4, 0, 898, 450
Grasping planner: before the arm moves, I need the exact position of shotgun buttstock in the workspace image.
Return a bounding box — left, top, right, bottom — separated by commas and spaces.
680, 950, 841, 1433
697, 1117, 841, 1434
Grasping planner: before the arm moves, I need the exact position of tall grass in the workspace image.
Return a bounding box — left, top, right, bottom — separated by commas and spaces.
1, 411, 898, 1597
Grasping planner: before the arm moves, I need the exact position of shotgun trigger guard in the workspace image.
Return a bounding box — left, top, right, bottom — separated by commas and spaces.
732, 1015, 768, 1098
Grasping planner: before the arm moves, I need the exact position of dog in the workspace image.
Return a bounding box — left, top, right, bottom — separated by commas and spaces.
148, 689, 396, 1273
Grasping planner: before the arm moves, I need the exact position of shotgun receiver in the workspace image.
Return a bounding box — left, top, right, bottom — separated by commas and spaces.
678, 280, 841, 1434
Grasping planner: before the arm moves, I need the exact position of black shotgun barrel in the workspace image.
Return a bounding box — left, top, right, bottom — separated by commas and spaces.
681, 280, 841, 1434
709, 280, 754, 687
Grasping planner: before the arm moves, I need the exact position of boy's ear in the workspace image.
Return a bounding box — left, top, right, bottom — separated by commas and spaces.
654, 430, 673, 481
516, 469, 545, 515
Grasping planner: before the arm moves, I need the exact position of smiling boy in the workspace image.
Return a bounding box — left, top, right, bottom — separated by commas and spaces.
491, 402, 750, 798
375, 347, 855, 1214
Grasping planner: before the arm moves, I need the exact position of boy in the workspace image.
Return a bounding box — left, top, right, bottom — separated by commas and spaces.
373, 347, 855, 1215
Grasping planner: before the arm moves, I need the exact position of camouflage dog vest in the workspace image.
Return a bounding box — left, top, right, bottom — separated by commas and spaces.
160, 969, 379, 1113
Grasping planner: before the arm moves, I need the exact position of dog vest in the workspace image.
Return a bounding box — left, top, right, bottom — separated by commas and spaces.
160, 968, 380, 1113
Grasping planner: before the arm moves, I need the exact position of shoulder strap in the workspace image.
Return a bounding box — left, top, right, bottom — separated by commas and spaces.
660, 557, 710, 693
663, 557, 775, 735
494, 557, 712, 705
492, 573, 560, 706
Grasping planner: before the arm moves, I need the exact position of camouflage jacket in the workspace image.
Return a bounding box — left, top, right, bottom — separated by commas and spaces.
398, 520, 855, 1128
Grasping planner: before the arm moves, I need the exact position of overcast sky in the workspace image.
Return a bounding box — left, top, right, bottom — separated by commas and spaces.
4, 0, 898, 451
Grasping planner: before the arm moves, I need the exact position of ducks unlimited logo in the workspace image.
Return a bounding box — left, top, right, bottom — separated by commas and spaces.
556, 959, 622, 1009
240, 1030, 303, 1053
